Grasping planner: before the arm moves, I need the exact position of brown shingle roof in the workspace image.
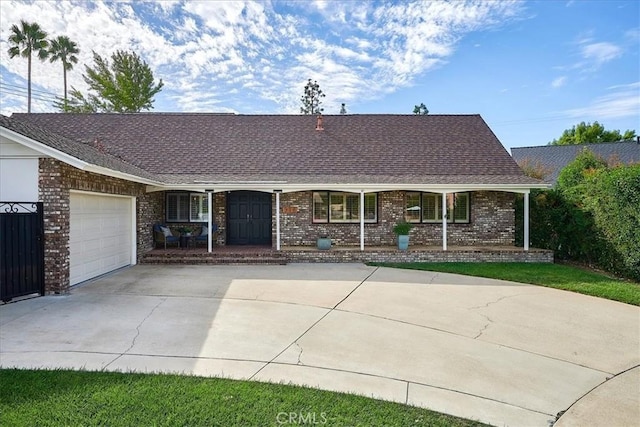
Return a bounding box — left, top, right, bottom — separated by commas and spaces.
10, 113, 540, 186
0, 115, 158, 182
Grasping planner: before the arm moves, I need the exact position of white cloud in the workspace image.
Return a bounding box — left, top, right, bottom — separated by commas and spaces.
563, 81, 640, 120
551, 76, 567, 88
0, 0, 524, 115
580, 42, 622, 65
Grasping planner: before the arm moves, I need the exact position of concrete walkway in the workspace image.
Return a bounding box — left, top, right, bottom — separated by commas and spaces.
1, 264, 638, 426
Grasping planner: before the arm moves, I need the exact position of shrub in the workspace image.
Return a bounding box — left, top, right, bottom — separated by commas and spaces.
519, 152, 639, 281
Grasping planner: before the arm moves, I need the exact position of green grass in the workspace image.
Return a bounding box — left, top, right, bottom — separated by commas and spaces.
0, 369, 488, 427
368, 262, 640, 306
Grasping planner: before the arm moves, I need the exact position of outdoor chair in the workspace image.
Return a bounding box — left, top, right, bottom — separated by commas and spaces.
195, 223, 218, 246
153, 224, 180, 249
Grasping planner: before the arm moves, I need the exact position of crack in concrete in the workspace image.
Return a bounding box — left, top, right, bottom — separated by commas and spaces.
473, 314, 493, 339
294, 342, 304, 365
428, 272, 440, 285
468, 293, 525, 311
249, 267, 380, 380
103, 297, 166, 370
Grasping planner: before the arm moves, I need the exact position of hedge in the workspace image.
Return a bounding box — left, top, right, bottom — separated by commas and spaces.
516, 151, 639, 282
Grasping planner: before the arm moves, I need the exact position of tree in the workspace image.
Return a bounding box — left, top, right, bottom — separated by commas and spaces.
300, 79, 325, 114
7, 20, 49, 113
48, 35, 79, 111
556, 148, 608, 202
61, 50, 163, 113
413, 103, 428, 115
549, 121, 636, 145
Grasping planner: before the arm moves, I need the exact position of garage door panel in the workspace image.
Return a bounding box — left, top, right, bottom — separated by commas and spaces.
70, 193, 133, 285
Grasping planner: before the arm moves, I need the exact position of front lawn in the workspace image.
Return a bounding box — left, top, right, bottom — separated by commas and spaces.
0, 369, 487, 427
368, 262, 640, 306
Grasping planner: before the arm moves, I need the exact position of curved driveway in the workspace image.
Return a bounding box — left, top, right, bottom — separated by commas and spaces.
1, 264, 638, 426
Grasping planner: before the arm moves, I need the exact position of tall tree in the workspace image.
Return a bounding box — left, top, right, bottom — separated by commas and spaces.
61, 50, 163, 113
7, 20, 49, 113
550, 121, 636, 145
48, 35, 79, 111
300, 79, 325, 114
413, 103, 428, 115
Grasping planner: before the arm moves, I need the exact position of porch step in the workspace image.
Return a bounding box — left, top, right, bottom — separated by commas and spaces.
140, 251, 287, 265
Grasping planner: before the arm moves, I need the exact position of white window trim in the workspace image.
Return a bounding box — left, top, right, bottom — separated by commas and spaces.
412, 192, 470, 224
166, 192, 208, 223
313, 191, 377, 224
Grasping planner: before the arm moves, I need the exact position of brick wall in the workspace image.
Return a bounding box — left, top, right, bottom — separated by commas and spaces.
39, 159, 148, 293
284, 248, 553, 263
138, 191, 164, 254
275, 190, 516, 248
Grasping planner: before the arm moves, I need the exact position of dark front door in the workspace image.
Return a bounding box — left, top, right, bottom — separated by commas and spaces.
227, 191, 272, 245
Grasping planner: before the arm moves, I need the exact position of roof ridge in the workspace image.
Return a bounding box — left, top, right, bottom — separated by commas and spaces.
513, 140, 638, 150
11, 112, 483, 117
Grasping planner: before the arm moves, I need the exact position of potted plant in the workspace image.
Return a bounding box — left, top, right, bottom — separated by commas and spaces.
317, 234, 332, 250
177, 226, 193, 236
393, 221, 413, 250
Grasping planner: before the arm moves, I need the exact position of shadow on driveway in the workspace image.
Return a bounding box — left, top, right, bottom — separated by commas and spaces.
2, 264, 638, 427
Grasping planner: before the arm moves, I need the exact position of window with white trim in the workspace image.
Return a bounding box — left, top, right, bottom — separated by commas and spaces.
405, 192, 470, 223
312, 191, 377, 223
166, 192, 209, 222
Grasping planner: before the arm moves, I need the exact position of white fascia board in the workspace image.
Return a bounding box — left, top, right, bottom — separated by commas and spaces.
0, 126, 87, 169
1, 127, 164, 186
146, 181, 550, 194
84, 165, 161, 186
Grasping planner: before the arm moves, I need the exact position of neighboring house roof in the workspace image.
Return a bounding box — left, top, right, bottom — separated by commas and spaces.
0, 115, 159, 184
7, 113, 545, 191
511, 141, 640, 184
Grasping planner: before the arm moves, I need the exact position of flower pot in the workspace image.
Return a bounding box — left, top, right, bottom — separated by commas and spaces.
397, 235, 409, 251
317, 237, 331, 250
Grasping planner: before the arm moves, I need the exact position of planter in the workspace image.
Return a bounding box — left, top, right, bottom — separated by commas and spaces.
317, 237, 332, 250
397, 235, 409, 251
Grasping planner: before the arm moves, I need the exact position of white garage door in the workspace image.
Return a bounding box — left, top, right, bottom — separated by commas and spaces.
70, 192, 134, 285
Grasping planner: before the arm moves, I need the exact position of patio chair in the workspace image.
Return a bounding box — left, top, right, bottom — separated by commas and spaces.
195, 223, 218, 246
153, 224, 180, 249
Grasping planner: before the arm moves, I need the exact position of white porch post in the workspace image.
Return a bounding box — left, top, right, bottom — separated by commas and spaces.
360, 190, 365, 251
207, 190, 213, 253
275, 190, 281, 251
442, 192, 447, 251
524, 191, 530, 251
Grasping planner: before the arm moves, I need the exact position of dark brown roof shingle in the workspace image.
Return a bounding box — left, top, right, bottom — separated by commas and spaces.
9, 113, 540, 186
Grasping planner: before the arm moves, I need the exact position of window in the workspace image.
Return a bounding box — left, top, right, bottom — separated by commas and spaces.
166, 192, 209, 222
405, 192, 421, 223
405, 192, 470, 223
312, 191, 377, 223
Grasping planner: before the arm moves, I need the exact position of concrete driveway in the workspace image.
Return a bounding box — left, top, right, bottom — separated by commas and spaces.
1, 264, 638, 426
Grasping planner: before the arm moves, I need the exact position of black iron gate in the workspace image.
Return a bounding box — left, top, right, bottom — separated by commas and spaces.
0, 202, 45, 302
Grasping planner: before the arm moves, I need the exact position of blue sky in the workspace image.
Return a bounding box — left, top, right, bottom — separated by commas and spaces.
1, 0, 638, 149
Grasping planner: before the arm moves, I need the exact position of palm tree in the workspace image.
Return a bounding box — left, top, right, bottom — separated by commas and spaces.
7, 20, 49, 113
48, 35, 79, 111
